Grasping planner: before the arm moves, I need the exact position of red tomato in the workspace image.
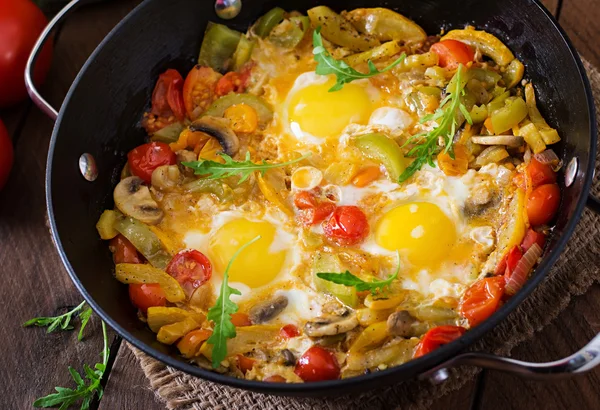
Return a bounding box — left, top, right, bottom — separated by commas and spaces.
280, 324, 301, 339
459, 277, 505, 327
0, 119, 13, 190
128, 283, 166, 313
298, 202, 336, 227
294, 191, 317, 209
237, 354, 255, 374
414, 325, 466, 358
127, 142, 176, 183
526, 159, 556, 188
430, 40, 474, 69
0, 0, 53, 108
183, 65, 221, 119
323, 206, 369, 246
264, 375, 287, 383
109, 235, 143, 264
521, 229, 546, 253
527, 183, 561, 226
215, 72, 245, 96
166, 250, 212, 294
230, 312, 253, 327
294, 346, 340, 382
150, 69, 186, 121
505, 245, 523, 276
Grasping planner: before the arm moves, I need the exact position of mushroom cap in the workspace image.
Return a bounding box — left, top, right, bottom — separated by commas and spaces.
114, 176, 164, 225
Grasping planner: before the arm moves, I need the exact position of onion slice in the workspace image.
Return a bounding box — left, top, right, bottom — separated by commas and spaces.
534, 149, 559, 165
505, 243, 543, 295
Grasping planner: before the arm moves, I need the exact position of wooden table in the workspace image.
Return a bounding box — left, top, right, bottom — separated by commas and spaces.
1, 0, 599, 408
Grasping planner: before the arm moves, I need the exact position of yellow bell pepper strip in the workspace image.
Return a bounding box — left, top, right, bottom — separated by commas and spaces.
312, 252, 358, 308
495, 188, 526, 260
269, 16, 310, 49
364, 294, 404, 310
503, 59, 525, 89
524, 83, 561, 144
324, 162, 360, 185
115, 263, 185, 303
469, 104, 488, 124
348, 322, 389, 355
518, 121, 546, 154
343, 8, 427, 44
257, 170, 294, 217
198, 23, 242, 73
490, 96, 528, 135
345, 41, 402, 67
200, 325, 280, 360
96, 210, 119, 240
345, 338, 418, 372
114, 216, 172, 269
354, 133, 407, 181
147, 306, 205, 332
307, 6, 379, 52
253, 7, 285, 38
151, 122, 185, 143
393, 51, 439, 72
157, 316, 202, 345
356, 308, 395, 326
441, 27, 515, 66
204, 93, 273, 126
232, 36, 255, 70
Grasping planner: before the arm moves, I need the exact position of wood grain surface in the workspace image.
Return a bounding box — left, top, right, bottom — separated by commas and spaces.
0, 0, 598, 409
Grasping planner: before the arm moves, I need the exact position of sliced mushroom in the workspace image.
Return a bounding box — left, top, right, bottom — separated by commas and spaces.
176, 150, 197, 177
471, 135, 524, 147
114, 176, 163, 225
387, 310, 418, 338
464, 177, 500, 217
189, 116, 239, 156
304, 313, 359, 337
248, 295, 288, 324
151, 165, 181, 191
277, 349, 296, 366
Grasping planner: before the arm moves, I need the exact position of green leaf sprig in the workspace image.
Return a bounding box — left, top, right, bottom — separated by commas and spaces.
313, 27, 406, 92
23, 301, 93, 341
398, 64, 473, 182
183, 152, 310, 184
206, 235, 261, 368
316, 252, 401, 295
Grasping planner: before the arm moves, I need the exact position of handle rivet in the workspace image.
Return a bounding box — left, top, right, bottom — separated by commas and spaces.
79, 153, 98, 182
215, 0, 242, 19
565, 157, 578, 187
428, 368, 450, 384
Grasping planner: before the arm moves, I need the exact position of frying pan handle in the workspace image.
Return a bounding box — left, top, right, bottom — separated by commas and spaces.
420, 333, 600, 383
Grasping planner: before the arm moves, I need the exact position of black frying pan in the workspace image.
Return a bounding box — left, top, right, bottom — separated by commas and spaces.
26, 0, 600, 396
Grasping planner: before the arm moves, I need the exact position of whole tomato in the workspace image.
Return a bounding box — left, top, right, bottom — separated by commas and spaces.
0, 0, 53, 108
0, 119, 13, 190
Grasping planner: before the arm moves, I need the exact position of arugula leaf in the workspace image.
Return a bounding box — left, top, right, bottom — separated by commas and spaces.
398, 64, 473, 182
23, 301, 90, 337
206, 235, 261, 368
313, 27, 406, 92
183, 152, 310, 184
316, 252, 401, 294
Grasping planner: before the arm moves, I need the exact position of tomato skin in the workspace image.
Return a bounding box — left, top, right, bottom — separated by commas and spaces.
521, 229, 546, 253
459, 277, 505, 327
183, 65, 221, 120
505, 245, 523, 276
127, 142, 176, 183
298, 202, 336, 227
414, 325, 466, 358
230, 312, 253, 327
264, 375, 287, 383
128, 283, 166, 313
430, 40, 474, 69
294, 191, 317, 210
0, 119, 13, 190
0, 0, 53, 108
294, 346, 340, 382
237, 354, 255, 374
280, 324, 301, 339
151, 69, 186, 121
526, 159, 556, 188
110, 235, 143, 264
323, 206, 369, 246
166, 250, 212, 293
527, 183, 561, 226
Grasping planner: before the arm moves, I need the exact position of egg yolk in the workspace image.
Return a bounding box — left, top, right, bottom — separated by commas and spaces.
375, 202, 457, 267
288, 78, 372, 139
209, 219, 287, 288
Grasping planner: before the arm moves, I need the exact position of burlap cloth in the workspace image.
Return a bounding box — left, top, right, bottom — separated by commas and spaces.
127, 59, 600, 410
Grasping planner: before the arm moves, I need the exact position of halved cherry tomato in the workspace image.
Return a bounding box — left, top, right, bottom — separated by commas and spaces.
280, 324, 301, 339
109, 235, 142, 264
459, 277, 505, 327
430, 40, 475, 69
505, 245, 523, 276
237, 354, 255, 374
414, 325, 466, 358
128, 283, 166, 313
230, 312, 252, 327
264, 375, 287, 383
294, 346, 340, 382
323, 206, 369, 246
527, 183, 560, 226
127, 142, 176, 183
521, 229, 546, 253
183, 65, 222, 120
215, 72, 248, 96
298, 202, 336, 227
294, 191, 318, 209
526, 159, 556, 188
177, 328, 212, 358
151, 69, 186, 121
166, 250, 212, 294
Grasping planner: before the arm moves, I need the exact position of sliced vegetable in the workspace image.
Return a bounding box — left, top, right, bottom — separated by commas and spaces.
324, 162, 359, 185
430, 40, 475, 70
157, 316, 202, 345
127, 142, 176, 183
505, 245, 524, 275
356, 307, 395, 326
253, 7, 285, 38
437, 143, 469, 176
351, 166, 381, 187
129, 283, 166, 313
269, 16, 310, 48
294, 346, 340, 382
183, 178, 234, 200
323, 205, 369, 246
237, 354, 256, 374
114, 177, 164, 225
527, 158, 557, 187
441, 28, 515, 66
534, 149, 560, 167
177, 329, 212, 359
496, 188, 527, 260
345, 338, 418, 371
258, 169, 294, 217
308, 6, 379, 52
224, 103, 258, 133
475, 146, 509, 167
96, 210, 119, 240
182, 65, 222, 120
280, 324, 301, 339
189, 116, 240, 156
110, 235, 143, 264
354, 133, 406, 181
506, 243, 543, 295
527, 183, 560, 226
204, 93, 273, 126
490, 97, 528, 135
525, 83, 561, 145
395, 51, 439, 72
215, 72, 246, 96
344, 8, 427, 43
312, 252, 358, 307
150, 69, 186, 121
200, 325, 280, 359
198, 23, 242, 73
469, 104, 488, 124
345, 41, 402, 67
471, 135, 524, 147
230, 312, 253, 327
166, 250, 212, 298
521, 229, 546, 253
147, 306, 204, 332
459, 277, 505, 327
348, 321, 388, 355
232, 36, 255, 70
518, 121, 546, 154
414, 325, 466, 358
487, 90, 510, 115
116, 263, 185, 303
151, 122, 185, 143
364, 293, 404, 310
503, 59, 525, 89
114, 216, 172, 269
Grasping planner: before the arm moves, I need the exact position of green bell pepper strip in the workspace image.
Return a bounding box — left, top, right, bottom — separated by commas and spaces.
269, 16, 309, 49
467, 68, 502, 90
114, 216, 172, 269
354, 133, 407, 181
183, 178, 233, 201
469, 104, 488, 124
487, 90, 510, 115
307, 6, 379, 52
198, 23, 242, 73
151, 122, 185, 143
490, 97, 528, 135
312, 252, 358, 308
503, 59, 525, 89
254, 7, 286, 38
204, 93, 274, 125
232, 36, 255, 70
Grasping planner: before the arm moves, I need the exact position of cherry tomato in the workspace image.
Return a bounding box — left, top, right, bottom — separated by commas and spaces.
264, 375, 287, 383
215, 72, 247, 96
166, 250, 212, 293
294, 191, 317, 209
505, 245, 523, 276
526, 159, 556, 188
109, 235, 143, 264
0, 0, 53, 108
127, 142, 176, 183
527, 183, 561, 226
459, 277, 505, 327
177, 329, 212, 358
521, 229, 546, 253
430, 40, 474, 69
294, 346, 340, 382
414, 325, 466, 358
183, 65, 221, 120
298, 202, 336, 227
323, 206, 369, 246
237, 354, 255, 374
150, 69, 186, 121
0, 119, 13, 190
280, 324, 301, 339
128, 283, 166, 313
230, 312, 252, 327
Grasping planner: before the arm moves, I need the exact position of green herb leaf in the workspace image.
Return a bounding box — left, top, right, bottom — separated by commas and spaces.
206, 235, 261, 368
313, 27, 406, 92
316, 252, 401, 294
23, 301, 88, 335
183, 152, 310, 183
398, 64, 470, 182
78, 307, 93, 341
